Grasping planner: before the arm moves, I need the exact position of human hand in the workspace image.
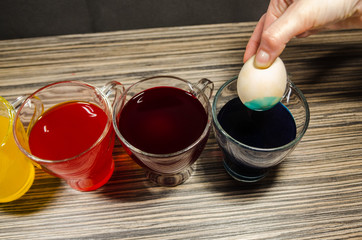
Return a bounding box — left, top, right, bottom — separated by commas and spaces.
244, 0, 362, 68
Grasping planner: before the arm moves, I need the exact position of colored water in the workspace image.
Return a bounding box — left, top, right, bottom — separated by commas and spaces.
29, 101, 108, 159
29, 101, 113, 191
118, 87, 207, 154
218, 97, 296, 149
216, 97, 296, 181
0, 116, 34, 202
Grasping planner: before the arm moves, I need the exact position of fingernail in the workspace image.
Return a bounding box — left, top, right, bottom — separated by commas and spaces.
255, 50, 270, 69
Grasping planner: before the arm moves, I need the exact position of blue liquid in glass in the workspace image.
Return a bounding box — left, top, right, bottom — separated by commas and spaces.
217, 97, 296, 181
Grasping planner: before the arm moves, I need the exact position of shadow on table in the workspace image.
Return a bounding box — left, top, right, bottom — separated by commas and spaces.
0, 169, 61, 215
99, 142, 173, 202
307, 45, 362, 84
289, 45, 362, 91
195, 136, 280, 200
101, 137, 281, 203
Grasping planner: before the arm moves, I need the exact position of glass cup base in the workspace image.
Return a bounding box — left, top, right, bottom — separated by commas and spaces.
223, 158, 268, 182
0, 164, 35, 203
145, 165, 195, 187
66, 160, 115, 191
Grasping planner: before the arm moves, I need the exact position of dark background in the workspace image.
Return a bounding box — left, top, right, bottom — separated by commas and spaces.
0, 0, 269, 40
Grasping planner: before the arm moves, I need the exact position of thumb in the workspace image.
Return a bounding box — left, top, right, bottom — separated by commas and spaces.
254, 0, 362, 68
254, 8, 303, 68
254, 0, 319, 68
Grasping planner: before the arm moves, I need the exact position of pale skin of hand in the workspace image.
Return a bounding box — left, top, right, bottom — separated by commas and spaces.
243, 0, 362, 68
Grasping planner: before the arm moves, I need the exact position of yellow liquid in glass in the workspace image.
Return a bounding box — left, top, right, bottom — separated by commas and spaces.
0, 115, 35, 203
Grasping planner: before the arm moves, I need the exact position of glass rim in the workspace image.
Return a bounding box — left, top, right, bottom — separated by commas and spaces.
13, 80, 113, 163
212, 76, 310, 152
0, 96, 14, 148
113, 75, 212, 158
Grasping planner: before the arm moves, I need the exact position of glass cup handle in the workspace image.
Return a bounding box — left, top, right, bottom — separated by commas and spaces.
12, 95, 44, 136
12, 95, 29, 110
193, 78, 214, 99
100, 81, 125, 106
11, 95, 43, 169
282, 73, 293, 104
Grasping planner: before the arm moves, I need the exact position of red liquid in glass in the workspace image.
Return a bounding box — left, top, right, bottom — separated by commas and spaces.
118, 87, 208, 154
29, 101, 114, 191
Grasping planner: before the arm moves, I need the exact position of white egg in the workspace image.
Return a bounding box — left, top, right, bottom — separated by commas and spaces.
237, 55, 287, 111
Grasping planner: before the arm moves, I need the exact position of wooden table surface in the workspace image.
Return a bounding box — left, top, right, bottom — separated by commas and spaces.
0, 22, 361, 240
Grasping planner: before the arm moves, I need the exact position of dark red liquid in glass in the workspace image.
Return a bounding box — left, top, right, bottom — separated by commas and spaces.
118, 87, 208, 154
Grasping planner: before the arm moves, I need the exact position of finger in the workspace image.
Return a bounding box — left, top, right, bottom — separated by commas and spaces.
244, 0, 292, 63
262, 0, 293, 31
297, 14, 362, 38
243, 14, 267, 63
324, 15, 362, 30
255, 2, 312, 68
255, 0, 362, 68
296, 29, 320, 38
252, 0, 294, 68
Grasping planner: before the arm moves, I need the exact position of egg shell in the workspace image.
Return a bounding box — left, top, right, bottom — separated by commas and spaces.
237, 55, 287, 108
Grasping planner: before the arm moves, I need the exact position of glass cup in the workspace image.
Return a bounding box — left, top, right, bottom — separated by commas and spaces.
113, 76, 214, 187
212, 76, 310, 182
0, 96, 35, 203
13, 81, 124, 191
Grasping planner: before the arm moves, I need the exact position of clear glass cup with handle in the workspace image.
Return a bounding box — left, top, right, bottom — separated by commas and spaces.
13, 80, 124, 191
113, 76, 214, 187
212, 76, 310, 182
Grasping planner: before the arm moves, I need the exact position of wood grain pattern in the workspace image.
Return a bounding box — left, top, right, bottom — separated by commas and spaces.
0, 22, 362, 240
